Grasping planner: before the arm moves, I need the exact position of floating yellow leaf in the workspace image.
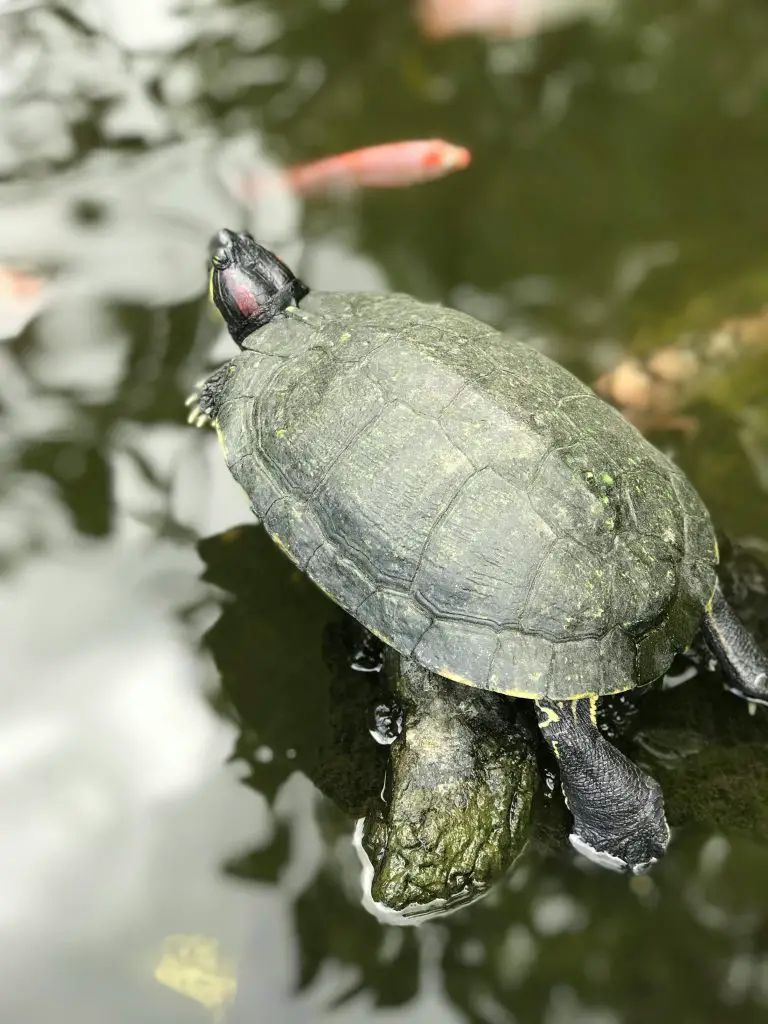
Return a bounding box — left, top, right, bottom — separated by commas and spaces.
154, 933, 237, 1015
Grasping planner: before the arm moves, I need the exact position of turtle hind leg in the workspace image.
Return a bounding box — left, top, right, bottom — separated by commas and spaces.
536, 697, 669, 873
702, 582, 768, 705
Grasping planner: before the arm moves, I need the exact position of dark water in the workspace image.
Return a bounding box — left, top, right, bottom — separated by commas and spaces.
2, 1, 768, 1021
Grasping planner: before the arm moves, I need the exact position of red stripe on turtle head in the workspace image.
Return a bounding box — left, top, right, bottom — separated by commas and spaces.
217, 265, 265, 318
231, 281, 263, 318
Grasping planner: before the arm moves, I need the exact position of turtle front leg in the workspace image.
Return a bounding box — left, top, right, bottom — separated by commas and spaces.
185, 361, 233, 428
536, 697, 669, 873
702, 581, 768, 705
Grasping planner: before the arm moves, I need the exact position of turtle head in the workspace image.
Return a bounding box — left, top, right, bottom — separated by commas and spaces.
208, 229, 309, 347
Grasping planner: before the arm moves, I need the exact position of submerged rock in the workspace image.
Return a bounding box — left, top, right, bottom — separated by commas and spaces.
360, 650, 537, 918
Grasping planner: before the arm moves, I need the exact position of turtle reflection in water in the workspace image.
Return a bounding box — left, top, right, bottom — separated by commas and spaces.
189, 228, 768, 873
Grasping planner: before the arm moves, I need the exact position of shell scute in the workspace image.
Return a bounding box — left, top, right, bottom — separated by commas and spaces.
413, 620, 498, 687
411, 467, 556, 628
355, 589, 432, 655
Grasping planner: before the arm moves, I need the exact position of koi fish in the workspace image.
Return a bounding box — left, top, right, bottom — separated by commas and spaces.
0, 266, 43, 299
0, 266, 47, 340
240, 140, 471, 199
417, 0, 614, 40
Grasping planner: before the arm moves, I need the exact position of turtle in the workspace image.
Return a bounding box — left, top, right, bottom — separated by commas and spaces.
187, 228, 768, 873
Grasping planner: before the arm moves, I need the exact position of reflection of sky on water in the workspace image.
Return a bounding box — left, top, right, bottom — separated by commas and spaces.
0, 540, 245, 1014
1, 0, 768, 1020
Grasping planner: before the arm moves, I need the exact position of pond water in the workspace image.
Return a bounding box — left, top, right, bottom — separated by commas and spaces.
2, 1, 768, 1021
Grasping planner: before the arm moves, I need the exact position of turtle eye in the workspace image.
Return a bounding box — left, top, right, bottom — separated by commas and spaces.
212, 247, 231, 268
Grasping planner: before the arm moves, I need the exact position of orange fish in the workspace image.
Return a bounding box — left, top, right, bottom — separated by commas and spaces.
0, 266, 47, 340
418, 0, 613, 40
0, 266, 43, 300
241, 140, 471, 199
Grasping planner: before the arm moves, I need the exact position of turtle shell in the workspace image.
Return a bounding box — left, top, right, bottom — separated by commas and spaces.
210, 291, 718, 700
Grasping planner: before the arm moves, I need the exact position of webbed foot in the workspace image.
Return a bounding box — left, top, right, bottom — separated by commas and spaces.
536, 697, 669, 873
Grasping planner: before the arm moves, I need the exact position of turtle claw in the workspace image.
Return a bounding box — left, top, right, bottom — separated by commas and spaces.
183, 364, 231, 429
724, 682, 768, 709
187, 406, 212, 428
184, 376, 215, 428
185, 388, 212, 427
